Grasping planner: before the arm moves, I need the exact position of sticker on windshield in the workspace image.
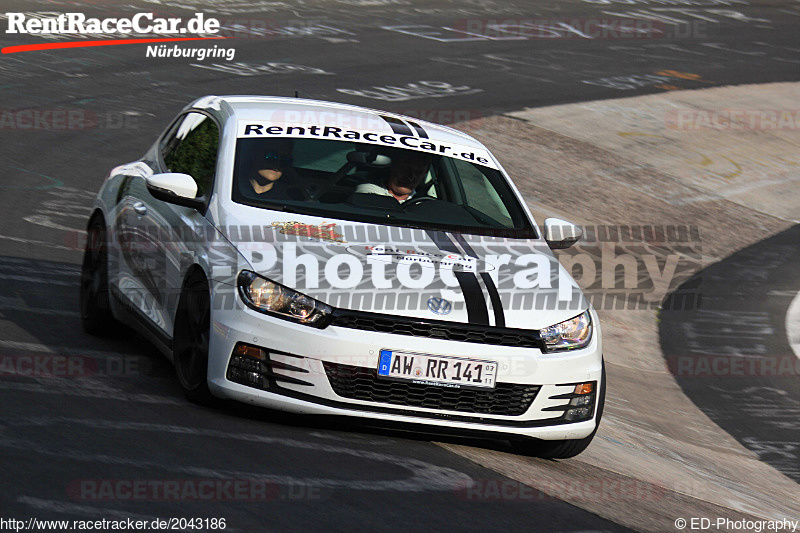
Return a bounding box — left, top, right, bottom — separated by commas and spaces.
237, 120, 498, 169
271, 221, 347, 243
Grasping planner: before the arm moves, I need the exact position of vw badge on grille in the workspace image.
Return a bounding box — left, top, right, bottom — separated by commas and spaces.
427, 297, 452, 316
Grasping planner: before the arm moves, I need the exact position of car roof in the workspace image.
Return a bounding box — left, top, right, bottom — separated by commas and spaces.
189, 95, 487, 151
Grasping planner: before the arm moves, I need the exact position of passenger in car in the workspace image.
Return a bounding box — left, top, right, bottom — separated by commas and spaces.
355, 151, 431, 203
241, 141, 304, 201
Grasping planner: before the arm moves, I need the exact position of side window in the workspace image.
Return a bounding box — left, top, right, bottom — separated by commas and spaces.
161, 112, 219, 197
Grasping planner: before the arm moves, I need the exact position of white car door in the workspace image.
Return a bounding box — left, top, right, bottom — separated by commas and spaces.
124, 111, 222, 340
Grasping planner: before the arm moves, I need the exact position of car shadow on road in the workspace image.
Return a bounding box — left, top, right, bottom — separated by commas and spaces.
658, 224, 800, 483
0, 253, 525, 455
0, 253, 172, 379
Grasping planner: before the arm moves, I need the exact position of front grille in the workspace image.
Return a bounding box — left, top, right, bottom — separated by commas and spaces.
329, 311, 544, 349
323, 362, 540, 416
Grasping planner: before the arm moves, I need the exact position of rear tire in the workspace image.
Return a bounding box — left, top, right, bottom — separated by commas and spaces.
513, 361, 606, 459
173, 272, 215, 405
80, 215, 119, 335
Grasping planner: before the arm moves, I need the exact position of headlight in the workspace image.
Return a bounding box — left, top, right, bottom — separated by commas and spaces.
237, 271, 332, 327
540, 311, 592, 352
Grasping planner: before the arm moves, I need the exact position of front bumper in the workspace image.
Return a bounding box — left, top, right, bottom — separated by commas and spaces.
208, 295, 603, 441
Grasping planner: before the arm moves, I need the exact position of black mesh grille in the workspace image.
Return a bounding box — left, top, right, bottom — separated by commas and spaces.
323, 362, 540, 416
329, 312, 543, 349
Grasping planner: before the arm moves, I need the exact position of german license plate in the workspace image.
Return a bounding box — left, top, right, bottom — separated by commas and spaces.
377, 350, 497, 389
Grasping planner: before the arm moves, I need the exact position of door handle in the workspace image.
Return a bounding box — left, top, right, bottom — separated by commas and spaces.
133, 202, 147, 216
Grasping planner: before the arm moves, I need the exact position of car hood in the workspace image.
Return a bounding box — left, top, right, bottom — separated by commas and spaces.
217, 208, 588, 330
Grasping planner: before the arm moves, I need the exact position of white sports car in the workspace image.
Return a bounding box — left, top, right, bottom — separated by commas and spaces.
81, 95, 604, 458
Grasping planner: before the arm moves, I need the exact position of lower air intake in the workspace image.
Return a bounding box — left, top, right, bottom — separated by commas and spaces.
323, 362, 540, 416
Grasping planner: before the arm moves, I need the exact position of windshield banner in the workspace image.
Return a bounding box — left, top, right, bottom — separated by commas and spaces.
236, 120, 499, 169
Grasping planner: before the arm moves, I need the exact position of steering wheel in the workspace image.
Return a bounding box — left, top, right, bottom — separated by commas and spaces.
402, 195, 436, 208
305, 161, 356, 201
294, 183, 312, 201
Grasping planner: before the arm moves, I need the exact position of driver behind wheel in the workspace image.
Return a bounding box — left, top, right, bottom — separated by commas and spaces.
355, 151, 431, 203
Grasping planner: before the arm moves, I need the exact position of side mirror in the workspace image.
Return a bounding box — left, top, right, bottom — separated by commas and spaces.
544, 218, 582, 249
146, 173, 204, 210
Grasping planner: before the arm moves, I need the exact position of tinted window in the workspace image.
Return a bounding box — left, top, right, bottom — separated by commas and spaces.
232, 137, 534, 238
449, 158, 515, 229
292, 138, 353, 172
161, 112, 219, 197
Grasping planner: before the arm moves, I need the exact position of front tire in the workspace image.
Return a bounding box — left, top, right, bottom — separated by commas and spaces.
80, 215, 119, 335
513, 361, 606, 459
173, 272, 215, 405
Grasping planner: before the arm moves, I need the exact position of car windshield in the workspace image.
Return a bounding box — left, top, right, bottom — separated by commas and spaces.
231, 137, 535, 237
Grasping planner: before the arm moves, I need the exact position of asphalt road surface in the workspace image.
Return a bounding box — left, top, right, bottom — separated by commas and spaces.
1, 0, 798, 530
660, 225, 800, 483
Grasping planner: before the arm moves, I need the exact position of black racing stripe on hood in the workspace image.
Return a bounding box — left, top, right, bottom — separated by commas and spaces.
427, 230, 490, 325
452, 234, 505, 327
379, 114, 414, 137
425, 230, 460, 254
406, 120, 429, 139
452, 233, 476, 257
455, 270, 490, 326
480, 272, 506, 328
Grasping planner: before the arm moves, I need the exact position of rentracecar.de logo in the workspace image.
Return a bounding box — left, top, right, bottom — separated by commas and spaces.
4, 12, 220, 35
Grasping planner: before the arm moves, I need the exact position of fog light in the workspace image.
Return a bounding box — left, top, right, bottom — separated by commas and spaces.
231, 355, 260, 373
564, 407, 592, 421
227, 367, 266, 389
227, 343, 269, 390
570, 394, 594, 407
